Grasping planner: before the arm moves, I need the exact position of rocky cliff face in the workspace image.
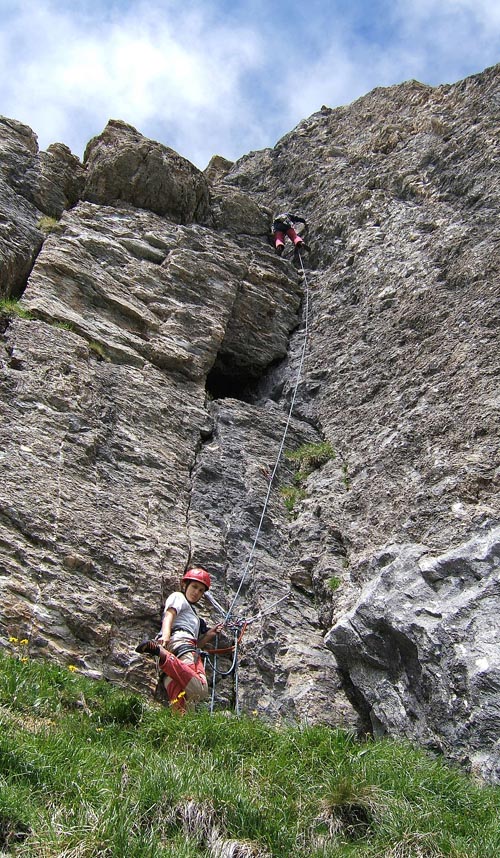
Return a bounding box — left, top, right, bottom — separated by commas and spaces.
1, 65, 499, 781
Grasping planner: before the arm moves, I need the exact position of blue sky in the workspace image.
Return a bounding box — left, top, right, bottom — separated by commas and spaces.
1, 0, 499, 168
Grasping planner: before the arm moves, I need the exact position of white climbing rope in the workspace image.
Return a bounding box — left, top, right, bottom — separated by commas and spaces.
206, 249, 311, 714
224, 249, 311, 622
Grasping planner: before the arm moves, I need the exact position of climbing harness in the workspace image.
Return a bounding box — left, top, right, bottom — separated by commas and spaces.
205, 249, 312, 714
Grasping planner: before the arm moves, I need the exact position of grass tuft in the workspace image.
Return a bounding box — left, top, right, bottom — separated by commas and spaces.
88, 340, 109, 361
281, 441, 335, 516
37, 215, 63, 235
0, 298, 34, 320
285, 440, 335, 475
280, 484, 307, 516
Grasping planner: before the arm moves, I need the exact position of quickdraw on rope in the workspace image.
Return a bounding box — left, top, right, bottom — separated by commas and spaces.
205, 249, 311, 714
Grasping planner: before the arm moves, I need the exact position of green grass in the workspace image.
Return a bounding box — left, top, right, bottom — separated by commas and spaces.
281, 441, 335, 516
0, 650, 499, 857
280, 484, 307, 516
37, 215, 63, 235
285, 441, 335, 476
53, 320, 75, 331
0, 298, 34, 320
88, 339, 109, 361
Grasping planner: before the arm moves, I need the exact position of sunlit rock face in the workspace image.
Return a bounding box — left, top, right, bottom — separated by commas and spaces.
83, 119, 211, 224
326, 527, 500, 782
1, 63, 499, 778
0, 116, 84, 295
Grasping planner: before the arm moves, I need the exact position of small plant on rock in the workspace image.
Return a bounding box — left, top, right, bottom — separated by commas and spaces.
0, 299, 34, 320
88, 340, 109, 361
285, 441, 335, 476
281, 440, 335, 516
341, 460, 350, 490
280, 485, 307, 517
53, 321, 74, 331
37, 215, 63, 235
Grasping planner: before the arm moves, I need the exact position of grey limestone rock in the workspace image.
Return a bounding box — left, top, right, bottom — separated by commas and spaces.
0, 117, 84, 217
0, 115, 84, 296
0, 312, 207, 687
204, 154, 234, 185
37, 143, 85, 217
326, 526, 500, 781
83, 119, 210, 224
209, 186, 270, 237
20, 202, 302, 380
187, 396, 356, 725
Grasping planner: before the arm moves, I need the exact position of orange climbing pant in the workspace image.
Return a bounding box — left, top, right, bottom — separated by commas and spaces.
160, 650, 209, 712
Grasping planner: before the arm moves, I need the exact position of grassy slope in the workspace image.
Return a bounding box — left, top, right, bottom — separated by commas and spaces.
0, 650, 499, 857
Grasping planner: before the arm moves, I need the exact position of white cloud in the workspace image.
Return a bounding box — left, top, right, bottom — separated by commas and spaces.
0, 0, 498, 168
0, 0, 265, 165
396, 0, 500, 28
274, 0, 500, 134
387, 0, 500, 76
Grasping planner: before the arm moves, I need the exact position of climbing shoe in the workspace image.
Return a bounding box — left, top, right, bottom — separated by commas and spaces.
135, 639, 161, 657
275, 245, 284, 256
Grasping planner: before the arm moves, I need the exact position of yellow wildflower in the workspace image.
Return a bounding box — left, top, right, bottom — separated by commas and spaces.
68, 665, 78, 673
9, 636, 19, 644
20, 639, 29, 646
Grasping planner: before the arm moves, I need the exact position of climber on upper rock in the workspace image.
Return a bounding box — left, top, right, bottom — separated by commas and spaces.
135, 567, 223, 712
271, 210, 310, 257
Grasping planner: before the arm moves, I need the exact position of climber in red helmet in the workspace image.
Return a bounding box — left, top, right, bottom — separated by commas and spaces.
272, 210, 310, 257
135, 567, 223, 712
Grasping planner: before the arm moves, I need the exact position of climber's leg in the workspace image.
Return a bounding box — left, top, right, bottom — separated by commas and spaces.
160, 652, 209, 705
274, 231, 285, 255
286, 227, 304, 248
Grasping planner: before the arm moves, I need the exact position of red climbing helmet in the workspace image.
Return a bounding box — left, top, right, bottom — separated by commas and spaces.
182, 567, 211, 590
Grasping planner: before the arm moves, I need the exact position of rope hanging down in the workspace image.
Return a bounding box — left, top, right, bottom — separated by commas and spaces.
224, 250, 311, 623
204, 251, 312, 714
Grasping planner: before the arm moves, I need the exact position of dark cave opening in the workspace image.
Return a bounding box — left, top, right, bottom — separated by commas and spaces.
205, 364, 263, 403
